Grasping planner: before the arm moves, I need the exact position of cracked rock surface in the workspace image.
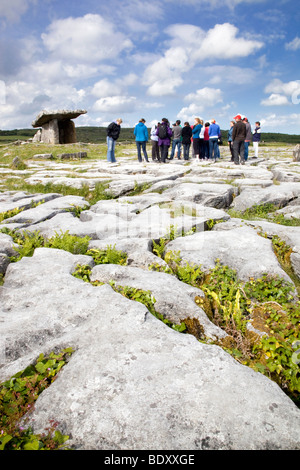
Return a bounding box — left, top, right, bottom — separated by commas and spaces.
0, 148, 300, 449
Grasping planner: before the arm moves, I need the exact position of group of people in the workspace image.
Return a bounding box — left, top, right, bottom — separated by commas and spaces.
106, 116, 261, 165
228, 115, 261, 165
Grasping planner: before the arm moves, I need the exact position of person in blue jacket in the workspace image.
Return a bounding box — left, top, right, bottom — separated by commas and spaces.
134, 118, 149, 162
192, 117, 202, 160
208, 119, 220, 161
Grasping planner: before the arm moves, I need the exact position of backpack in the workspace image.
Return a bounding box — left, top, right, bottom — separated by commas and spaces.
158, 123, 168, 139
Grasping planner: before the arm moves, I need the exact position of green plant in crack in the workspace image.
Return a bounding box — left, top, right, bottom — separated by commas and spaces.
0, 348, 73, 450
86, 245, 127, 265
153, 250, 299, 404
228, 203, 300, 226
109, 282, 187, 333
45, 231, 91, 255
0, 207, 25, 223
1, 229, 91, 261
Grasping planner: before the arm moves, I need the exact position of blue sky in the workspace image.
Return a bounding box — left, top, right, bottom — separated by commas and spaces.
0, 0, 300, 134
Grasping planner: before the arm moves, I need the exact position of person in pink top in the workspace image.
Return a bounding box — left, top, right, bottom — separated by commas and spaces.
203, 122, 210, 160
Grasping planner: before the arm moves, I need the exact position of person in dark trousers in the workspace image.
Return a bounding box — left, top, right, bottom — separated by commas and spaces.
232, 115, 246, 165
243, 116, 252, 161
106, 118, 122, 163
134, 118, 149, 162
170, 120, 182, 159
227, 121, 235, 162
181, 122, 193, 160
203, 122, 210, 159
150, 122, 160, 161
156, 118, 172, 163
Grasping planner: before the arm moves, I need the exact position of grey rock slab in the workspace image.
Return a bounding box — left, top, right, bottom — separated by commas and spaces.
88, 237, 168, 270
118, 193, 173, 211
24, 175, 101, 189
0, 233, 19, 274
234, 178, 274, 188
0, 254, 10, 275
213, 218, 300, 280
0, 248, 299, 450
90, 264, 227, 341
88, 237, 152, 253
0, 248, 95, 372
274, 204, 300, 219
89, 200, 140, 219
144, 179, 177, 193
245, 220, 300, 253
20, 212, 98, 239
18, 199, 230, 242
2, 196, 89, 226
162, 183, 234, 208
110, 204, 228, 240
291, 252, 300, 278
105, 169, 187, 197
166, 226, 294, 284
272, 168, 300, 182
231, 182, 300, 212
0, 192, 61, 214
244, 220, 300, 278
190, 165, 273, 181
0, 232, 19, 257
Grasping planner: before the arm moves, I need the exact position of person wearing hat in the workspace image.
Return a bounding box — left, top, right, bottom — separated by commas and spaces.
232, 115, 246, 165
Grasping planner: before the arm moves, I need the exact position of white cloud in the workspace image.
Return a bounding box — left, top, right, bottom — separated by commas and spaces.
92, 80, 122, 99
260, 113, 300, 130
166, 23, 263, 59
285, 37, 300, 51
41, 14, 133, 63
184, 87, 223, 106
197, 23, 263, 60
177, 87, 223, 121
143, 46, 189, 96
147, 77, 184, 97
265, 79, 300, 96
0, 77, 87, 129
93, 96, 137, 113
262, 79, 300, 106
91, 75, 139, 113
261, 94, 290, 106
144, 23, 263, 96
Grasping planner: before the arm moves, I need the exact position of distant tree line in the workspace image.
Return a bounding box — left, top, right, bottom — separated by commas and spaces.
0, 126, 299, 145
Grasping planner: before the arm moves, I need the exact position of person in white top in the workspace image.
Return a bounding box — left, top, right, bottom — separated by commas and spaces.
252, 121, 261, 158
150, 122, 160, 161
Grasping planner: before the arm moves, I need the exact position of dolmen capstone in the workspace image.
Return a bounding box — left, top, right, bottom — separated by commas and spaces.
32, 109, 87, 144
